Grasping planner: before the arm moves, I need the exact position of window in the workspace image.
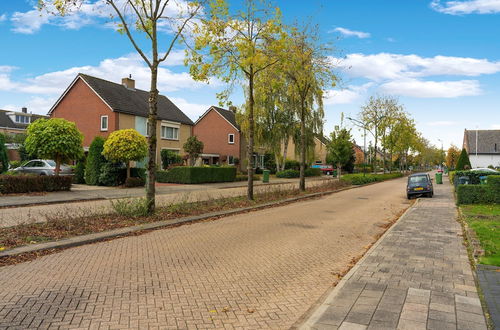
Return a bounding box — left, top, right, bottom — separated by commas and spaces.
228, 133, 235, 144
100, 115, 108, 131
161, 125, 179, 140
228, 155, 234, 165
15, 115, 30, 124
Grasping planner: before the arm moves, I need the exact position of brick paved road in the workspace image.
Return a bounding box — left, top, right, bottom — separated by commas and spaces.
0, 178, 410, 329
302, 177, 488, 330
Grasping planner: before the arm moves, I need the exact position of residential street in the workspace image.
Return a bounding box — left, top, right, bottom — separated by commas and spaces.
0, 176, 411, 329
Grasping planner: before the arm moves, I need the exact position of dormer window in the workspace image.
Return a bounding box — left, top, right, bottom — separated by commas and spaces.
15, 115, 30, 124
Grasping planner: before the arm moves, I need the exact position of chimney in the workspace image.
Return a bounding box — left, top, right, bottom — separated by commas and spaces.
21, 107, 27, 113
229, 105, 237, 113
122, 75, 135, 89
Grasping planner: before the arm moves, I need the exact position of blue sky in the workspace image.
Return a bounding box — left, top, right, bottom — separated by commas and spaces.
0, 0, 499, 150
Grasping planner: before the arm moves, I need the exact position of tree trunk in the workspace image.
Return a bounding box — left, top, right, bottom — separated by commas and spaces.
282, 135, 289, 171
146, 64, 159, 214
337, 163, 341, 179
126, 161, 131, 179
275, 154, 280, 173
373, 131, 378, 173
246, 70, 255, 200
299, 101, 306, 192
382, 132, 386, 173
55, 154, 61, 176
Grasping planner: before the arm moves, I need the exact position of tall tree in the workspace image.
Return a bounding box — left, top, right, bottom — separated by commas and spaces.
280, 26, 337, 191
456, 148, 472, 170
103, 129, 148, 179
183, 136, 204, 166
187, 0, 284, 200
44, 0, 205, 213
0, 134, 9, 173
446, 145, 460, 170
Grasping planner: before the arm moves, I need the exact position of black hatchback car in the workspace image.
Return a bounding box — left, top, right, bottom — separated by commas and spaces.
407, 173, 433, 199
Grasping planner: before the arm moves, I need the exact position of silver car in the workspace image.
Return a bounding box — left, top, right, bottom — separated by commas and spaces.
14, 159, 73, 176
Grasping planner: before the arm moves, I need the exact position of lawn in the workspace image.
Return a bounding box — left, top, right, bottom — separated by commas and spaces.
461, 204, 500, 266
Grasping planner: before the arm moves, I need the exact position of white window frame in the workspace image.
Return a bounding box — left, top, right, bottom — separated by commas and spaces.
228, 155, 234, 165
228, 133, 235, 144
100, 115, 108, 131
161, 122, 180, 140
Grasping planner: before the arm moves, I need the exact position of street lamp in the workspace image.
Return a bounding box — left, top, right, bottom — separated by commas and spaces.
437, 138, 444, 170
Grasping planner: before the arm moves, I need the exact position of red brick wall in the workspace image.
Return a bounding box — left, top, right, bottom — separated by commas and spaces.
193, 109, 240, 160
50, 78, 116, 147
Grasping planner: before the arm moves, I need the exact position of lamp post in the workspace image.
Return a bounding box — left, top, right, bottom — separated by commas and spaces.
438, 138, 444, 170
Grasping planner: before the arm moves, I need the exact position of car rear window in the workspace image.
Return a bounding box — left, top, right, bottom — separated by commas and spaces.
409, 176, 428, 184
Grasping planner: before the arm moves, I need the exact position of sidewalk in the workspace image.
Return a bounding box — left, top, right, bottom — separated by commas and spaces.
300, 177, 488, 329
0, 176, 330, 208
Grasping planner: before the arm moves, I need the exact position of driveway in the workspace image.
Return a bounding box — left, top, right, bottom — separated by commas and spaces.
0, 177, 411, 329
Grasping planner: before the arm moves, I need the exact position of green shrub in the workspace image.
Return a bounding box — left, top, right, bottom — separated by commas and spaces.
160, 149, 182, 169
456, 148, 471, 170
156, 166, 237, 184
0, 174, 73, 194
0, 134, 8, 173
342, 172, 403, 185
98, 162, 125, 186
453, 170, 499, 186
124, 177, 145, 188
284, 160, 301, 171
111, 197, 149, 217
449, 171, 456, 184
9, 160, 22, 169
305, 168, 322, 177
73, 158, 86, 184
276, 169, 300, 178
130, 167, 146, 180
234, 174, 261, 181
85, 137, 106, 185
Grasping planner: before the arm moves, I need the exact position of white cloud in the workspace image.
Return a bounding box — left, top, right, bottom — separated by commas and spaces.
426, 121, 460, 126
324, 83, 373, 105
379, 79, 481, 98
334, 53, 500, 81
431, 0, 500, 14
1, 53, 219, 97
330, 27, 370, 39
169, 97, 211, 121
0, 14, 7, 22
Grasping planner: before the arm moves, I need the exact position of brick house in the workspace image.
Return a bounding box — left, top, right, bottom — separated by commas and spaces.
193, 106, 245, 168
49, 74, 194, 165
282, 135, 330, 165
0, 107, 47, 161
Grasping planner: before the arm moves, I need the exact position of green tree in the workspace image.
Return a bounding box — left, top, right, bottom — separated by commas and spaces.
103, 129, 148, 179
0, 134, 9, 173
456, 148, 472, 170
183, 136, 204, 166
85, 136, 107, 185
327, 126, 353, 178
279, 26, 337, 191
44, 0, 206, 213
187, 0, 284, 200
25, 118, 84, 175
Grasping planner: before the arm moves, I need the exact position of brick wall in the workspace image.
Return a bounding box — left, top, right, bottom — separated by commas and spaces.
193, 109, 240, 162
50, 78, 116, 147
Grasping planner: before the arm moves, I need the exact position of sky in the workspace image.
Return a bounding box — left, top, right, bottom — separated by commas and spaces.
0, 0, 499, 150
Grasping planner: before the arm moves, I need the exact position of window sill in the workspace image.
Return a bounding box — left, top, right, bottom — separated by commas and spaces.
161, 138, 179, 141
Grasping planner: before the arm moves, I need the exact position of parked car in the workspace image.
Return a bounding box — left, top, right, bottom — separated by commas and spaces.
311, 164, 334, 175
407, 173, 433, 199
470, 168, 499, 173
13, 159, 73, 176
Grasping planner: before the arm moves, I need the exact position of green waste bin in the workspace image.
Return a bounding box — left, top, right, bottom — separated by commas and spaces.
479, 176, 488, 185
435, 172, 443, 184
262, 170, 270, 183
333, 170, 337, 177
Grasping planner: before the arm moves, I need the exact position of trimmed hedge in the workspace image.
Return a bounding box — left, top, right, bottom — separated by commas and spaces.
98, 163, 146, 187
156, 166, 237, 184
457, 175, 500, 204
305, 168, 322, 177
235, 174, 261, 181
0, 174, 73, 194
342, 172, 403, 185
453, 170, 500, 187
125, 177, 145, 188
276, 168, 323, 178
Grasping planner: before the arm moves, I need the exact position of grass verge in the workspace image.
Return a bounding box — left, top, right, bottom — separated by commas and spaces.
460, 204, 500, 266
0, 179, 351, 253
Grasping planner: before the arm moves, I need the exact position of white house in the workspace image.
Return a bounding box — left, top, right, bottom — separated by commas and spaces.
462, 129, 500, 168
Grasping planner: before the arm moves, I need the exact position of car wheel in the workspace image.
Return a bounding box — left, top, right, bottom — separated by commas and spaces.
407, 194, 411, 200
40, 172, 46, 176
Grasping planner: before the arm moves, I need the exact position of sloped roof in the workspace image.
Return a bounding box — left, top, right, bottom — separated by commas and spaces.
0, 109, 46, 130
315, 134, 330, 146
464, 129, 500, 154
211, 106, 239, 130
53, 74, 193, 125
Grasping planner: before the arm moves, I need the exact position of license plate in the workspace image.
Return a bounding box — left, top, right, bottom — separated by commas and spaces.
415, 187, 423, 191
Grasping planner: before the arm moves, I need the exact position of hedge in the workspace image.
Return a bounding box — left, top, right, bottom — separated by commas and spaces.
453, 170, 499, 187
276, 168, 322, 178
342, 172, 403, 185
156, 166, 237, 184
457, 175, 500, 204
0, 174, 73, 194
